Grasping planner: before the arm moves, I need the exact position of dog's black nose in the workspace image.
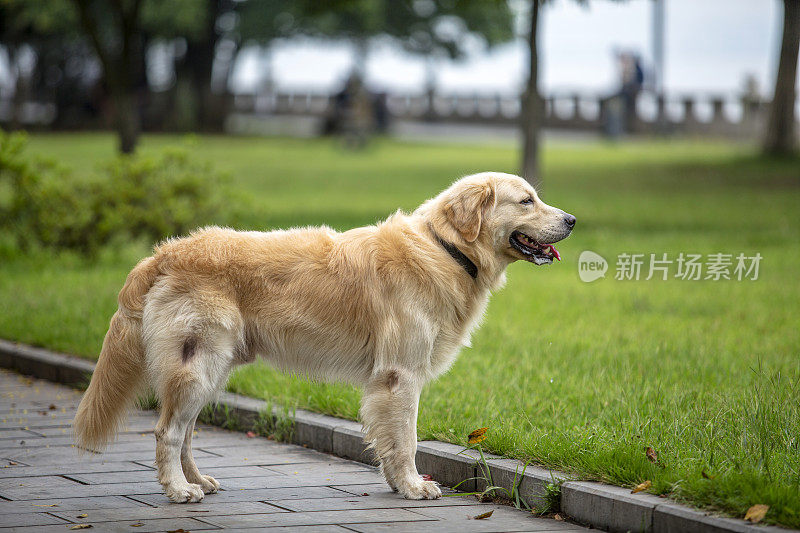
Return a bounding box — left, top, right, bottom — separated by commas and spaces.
564, 214, 576, 228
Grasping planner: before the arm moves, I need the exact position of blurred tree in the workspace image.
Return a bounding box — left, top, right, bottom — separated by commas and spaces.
293, 0, 514, 65
523, 0, 605, 183
520, 0, 541, 184
143, 0, 245, 132
0, 0, 92, 130
71, 0, 146, 153
763, 0, 799, 156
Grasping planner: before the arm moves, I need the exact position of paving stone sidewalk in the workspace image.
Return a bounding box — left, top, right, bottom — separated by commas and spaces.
0, 369, 588, 532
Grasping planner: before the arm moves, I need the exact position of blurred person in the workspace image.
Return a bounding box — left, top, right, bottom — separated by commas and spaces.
324, 72, 376, 149
604, 50, 644, 137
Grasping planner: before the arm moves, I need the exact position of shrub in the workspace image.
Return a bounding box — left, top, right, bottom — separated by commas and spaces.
0, 131, 226, 255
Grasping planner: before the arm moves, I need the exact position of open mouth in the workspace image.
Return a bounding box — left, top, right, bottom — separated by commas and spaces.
509, 231, 562, 265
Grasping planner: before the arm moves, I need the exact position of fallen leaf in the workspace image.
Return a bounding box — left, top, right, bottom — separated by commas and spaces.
130, 523, 144, 527
49, 404, 57, 410
645, 447, 658, 463
167, 529, 189, 533
246, 431, 256, 438
554, 513, 564, 521
361, 492, 370, 496
744, 504, 769, 523
701, 470, 715, 480
632, 480, 652, 494
69, 525, 92, 530
76, 514, 87, 518
8, 461, 17, 466
473, 510, 494, 520
468, 427, 488, 444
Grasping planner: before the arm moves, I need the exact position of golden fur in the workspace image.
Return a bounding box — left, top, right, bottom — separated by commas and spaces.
73, 172, 574, 502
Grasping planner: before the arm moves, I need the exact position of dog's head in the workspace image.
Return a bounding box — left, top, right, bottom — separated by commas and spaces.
422, 172, 575, 267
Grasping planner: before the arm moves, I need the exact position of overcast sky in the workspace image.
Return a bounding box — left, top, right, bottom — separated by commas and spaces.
232, 0, 785, 98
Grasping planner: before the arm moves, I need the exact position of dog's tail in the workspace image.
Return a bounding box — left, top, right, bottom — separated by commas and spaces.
73, 256, 159, 451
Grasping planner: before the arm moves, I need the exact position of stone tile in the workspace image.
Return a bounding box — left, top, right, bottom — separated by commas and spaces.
222, 527, 351, 533
329, 482, 391, 496
0, 429, 41, 440
0, 474, 84, 491
410, 503, 549, 522
0, 511, 70, 527
221, 470, 386, 490
3, 517, 219, 532
4, 446, 216, 465
129, 485, 351, 506
69, 465, 284, 484
146, 450, 327, 470
0, 480, 164, 500
266, 460, 378, 475
0, 436, 156, 452
345, 520, 588, 533
200, 508, 432, 529
0, 461, 153, 479
272, 494, 480, 512
51, 501, 286, 522
0, 495, 146, 515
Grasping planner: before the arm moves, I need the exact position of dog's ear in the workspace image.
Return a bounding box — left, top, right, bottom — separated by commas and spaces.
444, 181, 496, 242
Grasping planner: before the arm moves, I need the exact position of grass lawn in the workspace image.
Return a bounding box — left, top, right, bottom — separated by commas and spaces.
1, 133, 799, 526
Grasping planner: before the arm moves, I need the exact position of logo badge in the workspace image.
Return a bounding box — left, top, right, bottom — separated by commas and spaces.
578, 250, 608, 282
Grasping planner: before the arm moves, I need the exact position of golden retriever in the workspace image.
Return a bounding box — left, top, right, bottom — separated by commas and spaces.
73, 172, 575, 502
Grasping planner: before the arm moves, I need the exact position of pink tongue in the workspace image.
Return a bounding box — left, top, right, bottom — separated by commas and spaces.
546, 244, 561, 261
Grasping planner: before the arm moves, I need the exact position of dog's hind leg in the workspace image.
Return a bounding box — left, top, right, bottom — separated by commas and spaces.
360, 368, 441, 500
181, 411, 220, 494
150, 330, 237, 503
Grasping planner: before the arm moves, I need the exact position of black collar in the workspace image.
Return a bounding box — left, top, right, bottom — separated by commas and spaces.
430, 227, 478, 279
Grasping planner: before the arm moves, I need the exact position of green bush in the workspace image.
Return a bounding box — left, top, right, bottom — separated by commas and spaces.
0, 131, 226, 255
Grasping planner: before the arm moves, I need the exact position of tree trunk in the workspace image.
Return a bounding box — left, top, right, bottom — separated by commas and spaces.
520, 0, 542, 183
764, 0, 800, 156
188, 0, 221, 131
113, 90, 138, 154
73, 0, 144, 154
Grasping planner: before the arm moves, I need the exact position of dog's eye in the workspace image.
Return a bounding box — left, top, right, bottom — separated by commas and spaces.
520, 197, 534, 205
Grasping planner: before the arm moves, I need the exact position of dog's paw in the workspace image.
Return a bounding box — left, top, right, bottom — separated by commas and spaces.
165, 482, 205, 503
398, 477, 441, 500
199, 474, 220, 494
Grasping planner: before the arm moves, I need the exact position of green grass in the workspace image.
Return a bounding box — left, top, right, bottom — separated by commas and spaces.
2, 133, 799, 526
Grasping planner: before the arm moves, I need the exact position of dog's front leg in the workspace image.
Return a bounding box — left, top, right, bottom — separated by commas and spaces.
360, 368, 441, 499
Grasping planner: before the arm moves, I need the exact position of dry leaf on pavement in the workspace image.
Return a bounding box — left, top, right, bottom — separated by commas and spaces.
473, 510, 494, 520
632, 480, 652, 494
744, 504, 769, 523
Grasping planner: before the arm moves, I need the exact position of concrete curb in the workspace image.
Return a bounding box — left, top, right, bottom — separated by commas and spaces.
0, 338, 790, 533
